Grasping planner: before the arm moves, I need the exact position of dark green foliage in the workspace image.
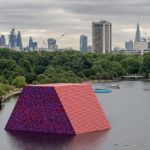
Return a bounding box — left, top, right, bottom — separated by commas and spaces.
142, 53, 150, 77
25, 73, 37, 84
0, 48, 149, 87
12, 76, 26, 88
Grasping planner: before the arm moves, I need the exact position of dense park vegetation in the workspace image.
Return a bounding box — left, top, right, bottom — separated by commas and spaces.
0, 48, 150, 98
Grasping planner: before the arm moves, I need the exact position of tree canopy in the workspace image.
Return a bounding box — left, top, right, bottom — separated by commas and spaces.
0, 48, 149, 88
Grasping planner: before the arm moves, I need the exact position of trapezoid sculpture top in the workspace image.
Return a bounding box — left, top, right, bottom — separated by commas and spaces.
5, 83, 110, 135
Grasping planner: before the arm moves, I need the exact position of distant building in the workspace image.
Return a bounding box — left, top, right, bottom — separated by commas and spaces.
134, 23, 148, 55
113, 49, 141, 55
92, 20, 112, 54
113, 47, 121, 51
135, 23, 141, 42
0, 35, 6, 47
148, 42, 150, 49
28, 36, 38, 51
29, 36, 33, 48
134, 41, 148, 55
47, 38, 58, 51
16, 31, 23, 50
32, 42, 38, 50
87, 45, 93, 52
125, 40, 133, 51
8, 28, 23, 50
80, 35, 88, 52
9, 28, 17, 49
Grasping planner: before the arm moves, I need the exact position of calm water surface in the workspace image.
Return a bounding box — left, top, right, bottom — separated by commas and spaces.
0, 81, 150, 150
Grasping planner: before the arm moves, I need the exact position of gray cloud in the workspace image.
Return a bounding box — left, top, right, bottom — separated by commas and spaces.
0, 0, 150, 49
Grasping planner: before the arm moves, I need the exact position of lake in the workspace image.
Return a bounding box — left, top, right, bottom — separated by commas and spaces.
0, 81, 150, 150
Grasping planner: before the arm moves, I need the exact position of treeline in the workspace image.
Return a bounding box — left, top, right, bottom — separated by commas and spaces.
0, 48, 150, 88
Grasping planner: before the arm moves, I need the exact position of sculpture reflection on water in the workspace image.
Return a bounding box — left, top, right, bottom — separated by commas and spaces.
8, 130, 108, 150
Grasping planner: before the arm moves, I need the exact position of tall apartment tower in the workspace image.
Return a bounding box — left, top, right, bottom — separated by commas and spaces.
92, 20, 112, 54
80, 35, 88, 53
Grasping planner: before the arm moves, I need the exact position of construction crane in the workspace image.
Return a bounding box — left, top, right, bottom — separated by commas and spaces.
41, 33, 66, 51
57, 33, 66, 41
42, 40, 47, 48
56, 33, 67, 50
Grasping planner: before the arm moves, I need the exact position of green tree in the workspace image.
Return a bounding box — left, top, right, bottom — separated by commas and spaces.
6, 59, 17, 70
20, 59, 32, 73
142, 54, 150, 77
148, 73, 150, 79
37, 74, 49, 84
34, 65, 45, 75
0, 75, 6, 84
13, 66, 25, 76
0, 83, 6, 101
25, 73, 37, 84
13, 76, 26, 89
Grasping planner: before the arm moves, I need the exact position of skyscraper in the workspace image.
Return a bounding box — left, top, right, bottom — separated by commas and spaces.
80, 35, 88, 52
135, 23, 141, 42
134, 23, 148, 54
29, 36, 38, 51
47, 38, 58, 50
0, 35, 6, 47
9, 27, 17, 48
16, 31, 23, 50
92, 20, 112, 54
125, 40, 133, 51
29, 36, 33, 48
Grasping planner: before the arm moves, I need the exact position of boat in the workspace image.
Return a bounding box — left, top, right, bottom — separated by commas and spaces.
111, 83, 120, 89
144, 88, 150, 91
94, 89, 112, 93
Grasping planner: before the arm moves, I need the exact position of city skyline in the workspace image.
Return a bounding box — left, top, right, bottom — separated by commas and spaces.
1, 0, 150, 49
0, 22, 149, 50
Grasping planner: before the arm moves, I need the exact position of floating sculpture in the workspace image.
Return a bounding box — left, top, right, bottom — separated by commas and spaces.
5, 84, 110, 135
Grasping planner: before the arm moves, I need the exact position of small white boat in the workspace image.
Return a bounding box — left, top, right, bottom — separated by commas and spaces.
111, 83, 120, 89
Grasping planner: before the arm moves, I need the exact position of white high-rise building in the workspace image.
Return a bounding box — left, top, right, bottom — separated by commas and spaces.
92, 20, 112, 54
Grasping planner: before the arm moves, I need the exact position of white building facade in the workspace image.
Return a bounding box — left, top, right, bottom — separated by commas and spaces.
92, 20, 112, 54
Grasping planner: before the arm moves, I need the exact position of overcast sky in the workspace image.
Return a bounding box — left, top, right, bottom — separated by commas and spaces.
0, 0, 150, 49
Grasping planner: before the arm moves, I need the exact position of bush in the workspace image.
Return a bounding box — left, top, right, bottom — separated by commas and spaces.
12, 76, 26, 88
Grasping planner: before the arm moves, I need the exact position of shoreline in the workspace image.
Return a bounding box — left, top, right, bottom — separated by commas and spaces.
1, 89, 22, 103
84, 78, 149, 84
84, 80, 117, 84
1, 79, 149, 103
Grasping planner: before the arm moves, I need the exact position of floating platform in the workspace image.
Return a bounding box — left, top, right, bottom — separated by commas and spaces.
95, 89, 112, 93
5, 83, 110, 135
